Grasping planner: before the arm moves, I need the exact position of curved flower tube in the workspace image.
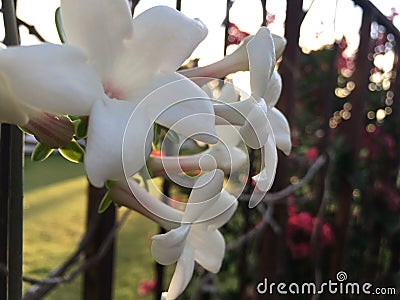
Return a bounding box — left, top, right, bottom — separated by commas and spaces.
0, 44, 103, 125
109, 171, 237, 300
180, 31, 286, 87
59, 1, 218, 187
0, 44, 103, 150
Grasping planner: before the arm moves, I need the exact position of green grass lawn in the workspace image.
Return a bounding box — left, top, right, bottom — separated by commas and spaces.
23, 154, 159, 299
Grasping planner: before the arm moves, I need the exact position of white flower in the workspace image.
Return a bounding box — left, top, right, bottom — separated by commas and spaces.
151, 170, 237, 299
0, 2, 217, 186
246, 28, 291, 207
59, 1, 219, 187
192, 27, 291, 207
109, 170, 237, 299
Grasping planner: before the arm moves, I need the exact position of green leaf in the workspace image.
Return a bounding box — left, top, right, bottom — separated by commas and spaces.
152, 124, 162, 150
59, 140, 85, 163
98, 191, 113, 213
166, 129, 180, 144
19, 126, 33, 135
31, 143, 54, 162
137, 166, 151, 191
55, 7, 66, 44
72, 117, 88, 140
105, 180, 118, 189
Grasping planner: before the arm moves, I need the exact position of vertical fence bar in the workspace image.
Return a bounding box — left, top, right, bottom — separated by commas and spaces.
0, 154, 8, 300
223, 0, 232, 56
83, 185, 116, 300
0, 0, 23, 299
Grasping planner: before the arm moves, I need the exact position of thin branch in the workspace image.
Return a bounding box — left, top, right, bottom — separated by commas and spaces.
227, 155, 328, 252
239, 154, 327, 203
0, 8, 47, 42
227, 204, 278, 251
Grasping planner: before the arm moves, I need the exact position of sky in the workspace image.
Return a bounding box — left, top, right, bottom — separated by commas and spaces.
1, 0, 399, 63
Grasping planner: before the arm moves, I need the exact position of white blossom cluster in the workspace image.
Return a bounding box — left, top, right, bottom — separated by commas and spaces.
0, 0, 291, 298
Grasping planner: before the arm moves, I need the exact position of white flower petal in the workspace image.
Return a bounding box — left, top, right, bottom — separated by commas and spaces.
251, 136, 278, 206
189, 229, 225, 273
0, 44, 103, 116
268, 107, 291, 155
215, 125, 241, 147
151, 225, 190, 266
182, 169, 224, 224
122, 5, 207, 76
85, 99, 153, 187
247, 27, 275, 99
208, 145, 247, 174
272, 34, 287, 59
147, 73, 217, 144
213, 98, 254, 126
60, 0, 133, 78
197, 190, 238, 228
201, 84, 213, 98
239, 99, 269, 149
218, 81, 239, 103
263, 71, 282, 108
166, 244, 195, 300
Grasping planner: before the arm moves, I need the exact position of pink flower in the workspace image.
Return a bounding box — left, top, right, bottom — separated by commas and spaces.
287, 210, 333, 259
227, 23, 250, 46
305, 147, 319, 163
138, 279, 156, 296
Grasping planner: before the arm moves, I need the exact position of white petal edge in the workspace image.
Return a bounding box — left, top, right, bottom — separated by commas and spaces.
247, 27, 275, 99
189, 229, 225, 273
166, 244, 195, 300
182, 170, 224, 224
239, 99, 269, 149
272, 34, 287, 59
197, 190, 238, 228
151, 225, 190, 265
60, 0, 133, 78
133, 6, 207, 72
85, 98, 153, 187
263, 71, 282, 108
250, 136, 278, 207
268, 107, 291, 155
